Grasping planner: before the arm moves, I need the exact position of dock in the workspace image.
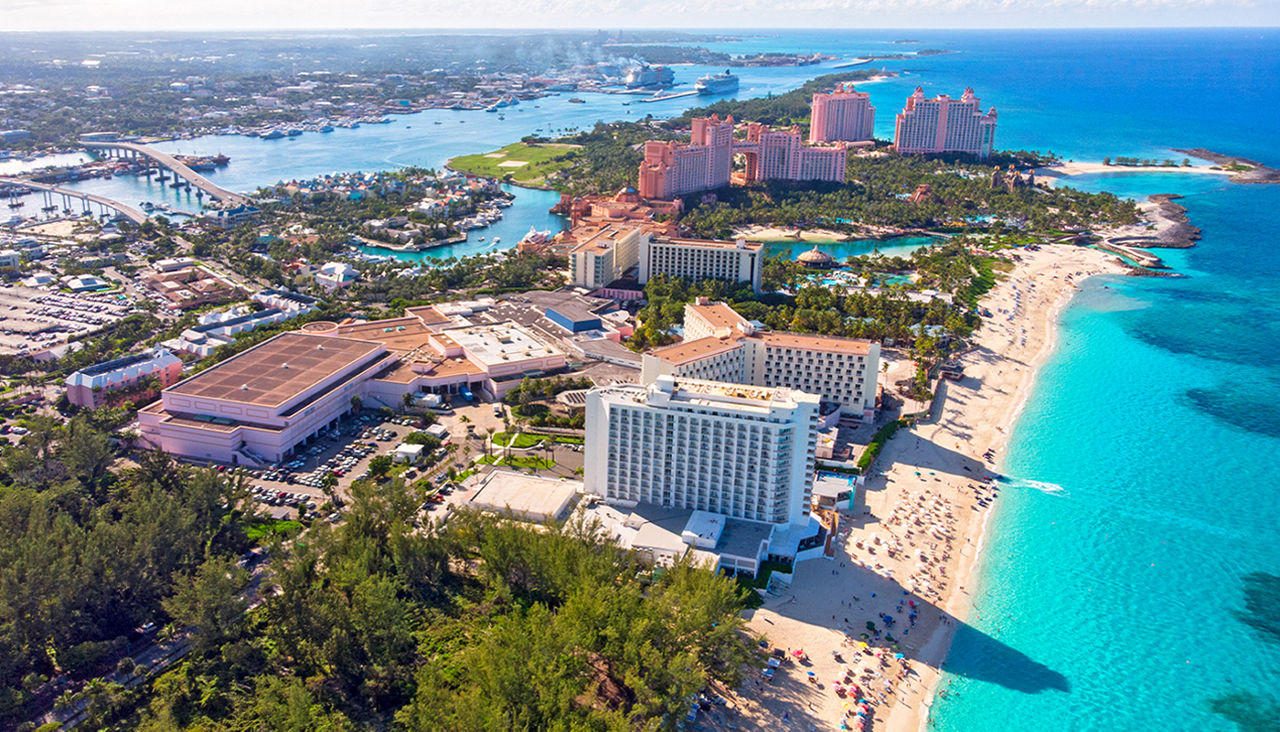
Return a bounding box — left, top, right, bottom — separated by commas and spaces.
638, 90, 700, 104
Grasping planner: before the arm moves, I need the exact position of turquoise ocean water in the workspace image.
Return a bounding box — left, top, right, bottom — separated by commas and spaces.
7, 28, 1279, 728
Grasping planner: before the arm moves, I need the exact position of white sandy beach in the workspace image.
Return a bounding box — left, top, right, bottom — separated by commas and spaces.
712, 244, 1127, 732
735, 223, 929, 244
1039, 160, 1231, 179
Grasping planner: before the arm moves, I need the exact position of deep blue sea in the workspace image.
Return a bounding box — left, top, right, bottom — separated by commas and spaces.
6, 28, 1279, 729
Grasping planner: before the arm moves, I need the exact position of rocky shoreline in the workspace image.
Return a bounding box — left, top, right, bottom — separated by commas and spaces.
1142, 193, 1202, 248
1175, 148, 1280, 184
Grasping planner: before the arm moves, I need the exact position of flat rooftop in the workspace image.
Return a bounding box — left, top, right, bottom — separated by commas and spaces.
649, 335, 742, 365
651, 236, 764, 252
756, 331, 874, 356
688, 301, 750, 332
335, 317, 434, 352
448, 323, 562, 368
470, 471, 581, 522
167, 332, 384, 408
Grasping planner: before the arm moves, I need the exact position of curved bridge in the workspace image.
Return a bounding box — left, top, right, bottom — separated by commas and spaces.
80, 140, 250, 205
0, 177, 147, 224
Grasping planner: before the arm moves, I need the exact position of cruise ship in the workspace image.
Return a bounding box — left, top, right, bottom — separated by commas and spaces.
624, 64, 675, 89
695, 70, 740, 95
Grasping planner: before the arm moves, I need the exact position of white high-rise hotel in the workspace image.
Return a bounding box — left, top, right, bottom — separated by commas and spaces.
585, 376, 819, 528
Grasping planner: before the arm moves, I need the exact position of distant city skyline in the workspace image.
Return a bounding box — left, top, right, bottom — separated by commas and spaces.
1, 0, 1275, 32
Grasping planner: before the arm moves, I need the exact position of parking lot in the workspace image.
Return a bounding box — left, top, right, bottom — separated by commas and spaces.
228, 392, 590, 526
241, 412, 426, 521
0, 284, 135, 354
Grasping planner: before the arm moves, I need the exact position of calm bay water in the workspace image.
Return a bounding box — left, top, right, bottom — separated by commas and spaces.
8, 29, 1280, 729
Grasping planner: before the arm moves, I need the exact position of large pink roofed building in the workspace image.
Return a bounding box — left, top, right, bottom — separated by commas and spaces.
810, 83, 875, 143
894, 86, 997, 158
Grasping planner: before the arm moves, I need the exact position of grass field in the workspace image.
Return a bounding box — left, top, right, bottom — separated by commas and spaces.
477, 454, 556, 470
246, 519, 304, 541
448, 142, 580, 185
493, 431, 584, 449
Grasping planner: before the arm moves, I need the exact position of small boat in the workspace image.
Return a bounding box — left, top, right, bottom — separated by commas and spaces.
568, 97, 586, 104
319, 124, 334, 133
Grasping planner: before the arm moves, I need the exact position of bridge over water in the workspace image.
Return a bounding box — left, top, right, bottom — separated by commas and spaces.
80, 140, 250, 205
0, 177, 147, 224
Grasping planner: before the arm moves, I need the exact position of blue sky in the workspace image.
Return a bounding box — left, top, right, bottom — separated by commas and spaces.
1, 0, 1275, 32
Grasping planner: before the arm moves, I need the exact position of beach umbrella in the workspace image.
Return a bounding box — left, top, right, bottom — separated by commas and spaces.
808, 671, 817, 678
894, 653, 905, 659
794, 649, 805, 657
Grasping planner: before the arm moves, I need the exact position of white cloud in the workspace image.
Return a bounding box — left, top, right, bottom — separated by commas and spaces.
0, 0, 1271, 30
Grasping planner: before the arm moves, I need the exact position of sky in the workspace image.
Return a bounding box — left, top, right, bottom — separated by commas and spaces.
0, 0, 1275, 32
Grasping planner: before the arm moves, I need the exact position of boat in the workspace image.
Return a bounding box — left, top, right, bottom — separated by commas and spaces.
624, 64, 674, 89
261, 128, 286, 140
485, 104, 499, 113
286, 128, 303, 137
696, 70, 740, 95
568, 98, 586, 104
433, 120, 443, 125
492, 236, 500, 244
319, 124, 334, 133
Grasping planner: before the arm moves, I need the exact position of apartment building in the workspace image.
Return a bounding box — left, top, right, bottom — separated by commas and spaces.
584, 375, 820, 528
65, 347, 185, 409
639, 236, 764, 292
567, 222, 646, 289
743, 123, 847, 184
894, 86, 998, 157
810, 83, 876, 143
641, 300, 881, 420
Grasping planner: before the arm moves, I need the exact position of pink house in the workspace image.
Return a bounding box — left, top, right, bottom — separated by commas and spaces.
65, 347, 184, 409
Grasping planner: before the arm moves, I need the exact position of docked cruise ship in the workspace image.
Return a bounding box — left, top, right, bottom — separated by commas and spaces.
624, 64, 675, 89
695, 70, 740, 95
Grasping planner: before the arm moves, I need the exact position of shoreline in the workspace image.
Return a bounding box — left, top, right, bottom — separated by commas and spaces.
899, 248, 1121, 732
728, 244, 1127, 732
1038, 160, 1232, 179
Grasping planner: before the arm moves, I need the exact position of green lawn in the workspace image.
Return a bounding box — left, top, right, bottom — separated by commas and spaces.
477, 455, 556, 470
246, 519, 304, 541
492, 431, 583, 449
448, 142, 580, 185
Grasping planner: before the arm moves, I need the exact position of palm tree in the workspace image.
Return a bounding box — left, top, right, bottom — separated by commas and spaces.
541, 438, 554, 470
484, 427, 495, 459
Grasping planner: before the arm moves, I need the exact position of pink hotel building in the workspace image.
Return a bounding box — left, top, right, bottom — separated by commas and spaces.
638, 114, 845, 200
810, 83, 875, 143
894, 86, 998, 158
